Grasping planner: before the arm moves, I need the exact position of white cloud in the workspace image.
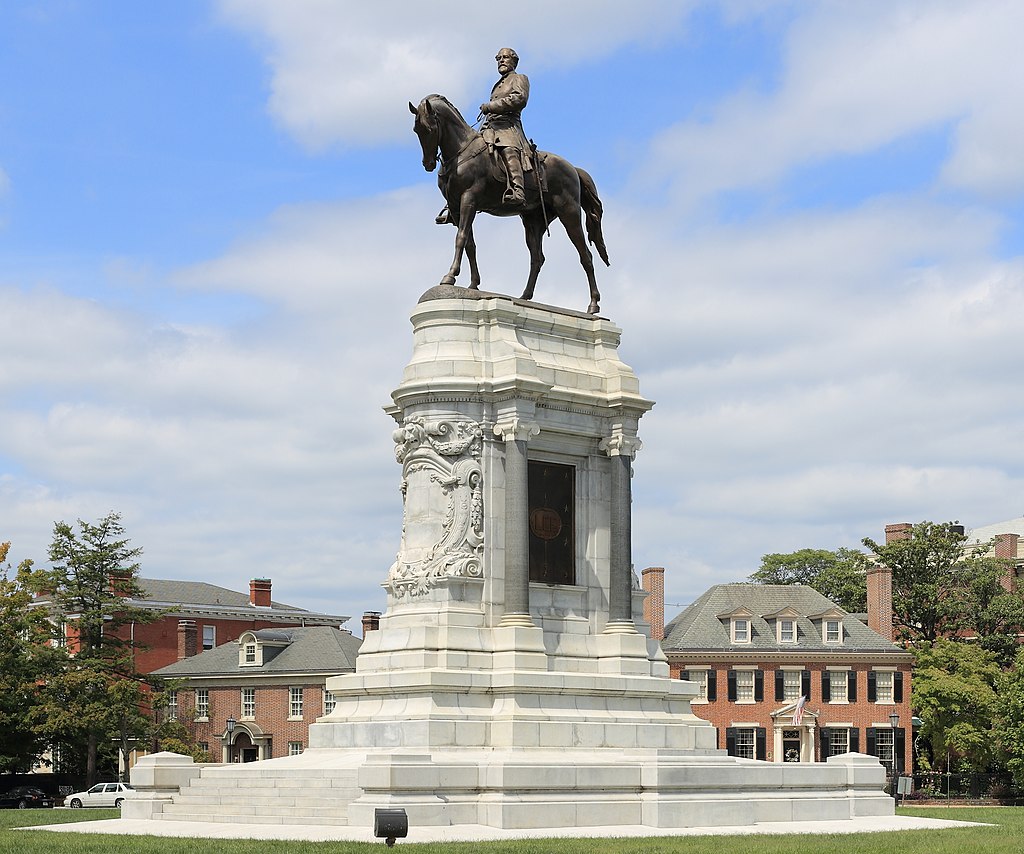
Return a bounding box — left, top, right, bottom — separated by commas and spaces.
215, 0, 696, 148
643, 0, 1024, 205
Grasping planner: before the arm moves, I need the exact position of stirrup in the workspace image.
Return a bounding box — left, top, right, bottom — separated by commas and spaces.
435, 206, 451, 225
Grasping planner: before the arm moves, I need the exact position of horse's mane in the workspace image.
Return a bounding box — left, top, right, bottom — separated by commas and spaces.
426, 93, 469, 126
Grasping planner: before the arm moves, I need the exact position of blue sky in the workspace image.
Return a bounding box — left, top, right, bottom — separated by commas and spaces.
2, 1, 1023, 625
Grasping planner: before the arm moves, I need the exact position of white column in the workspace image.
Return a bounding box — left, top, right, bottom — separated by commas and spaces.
600, 431, 642, 633
494, 418, 540, 628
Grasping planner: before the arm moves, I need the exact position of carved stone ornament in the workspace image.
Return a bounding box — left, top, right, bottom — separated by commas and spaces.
386, 417, 484, 597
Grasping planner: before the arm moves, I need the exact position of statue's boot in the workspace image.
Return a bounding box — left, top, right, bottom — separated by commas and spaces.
435, 205, 451, 225
501, 149, 526, 206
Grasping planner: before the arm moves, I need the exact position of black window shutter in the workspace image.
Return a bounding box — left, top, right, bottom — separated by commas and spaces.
895, 728, 906, 770
754, 669, 764, 702
867, 670, 877, 702
865, 727, 877, 757
726, 727, 737, 756
727, 670, 737, 702
849, 728, 860, 753
775, 669, 784, 701
894, 671, 904, 703
821, 670, 829, 700
755, 727, 767, 761
801, 669, 811, 699
707, 670, 717, 702
848, 670, 858, 701
820, 728, 831, 760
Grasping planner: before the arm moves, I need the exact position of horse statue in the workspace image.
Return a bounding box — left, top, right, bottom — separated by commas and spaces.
409, 94, 609, 315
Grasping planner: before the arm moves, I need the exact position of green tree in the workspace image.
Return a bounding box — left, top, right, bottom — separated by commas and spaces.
28, 513, 159, 785
912, 639, 1001, 772
996, 648, 1024, 787
0, 542, 64, 772
749, 547, 869, 612
863, 521, 978, 643
952, 556, 1024, 667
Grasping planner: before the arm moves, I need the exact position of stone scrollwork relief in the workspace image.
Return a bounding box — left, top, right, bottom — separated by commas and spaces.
386, 417, 484, 596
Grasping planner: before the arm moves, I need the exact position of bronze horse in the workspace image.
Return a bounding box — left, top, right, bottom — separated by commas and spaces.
410, 94, 609, 315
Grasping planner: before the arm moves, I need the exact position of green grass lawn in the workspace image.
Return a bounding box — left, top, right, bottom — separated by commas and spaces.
0, 807, 1016, 854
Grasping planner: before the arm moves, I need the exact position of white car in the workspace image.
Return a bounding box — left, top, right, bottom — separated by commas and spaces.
64, 782, 134, 808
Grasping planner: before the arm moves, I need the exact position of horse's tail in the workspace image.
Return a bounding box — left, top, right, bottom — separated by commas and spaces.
576, 167, 610, 267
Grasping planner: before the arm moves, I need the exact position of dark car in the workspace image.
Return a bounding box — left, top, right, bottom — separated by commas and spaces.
0, 786, 55, 809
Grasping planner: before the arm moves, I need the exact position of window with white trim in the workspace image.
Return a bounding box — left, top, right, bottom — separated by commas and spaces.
195, 688, 209, 719
732, 618, 750, 644
829, 728, 850, 756
687, 669, 708, 702
782, 669, 802, 701
202, 625, 216, 650
778, 619, 796, 643
875, 728, 895, 770
735, 669, 755, 703
824, 619, 842, 644
289, 687, 304, 719
828, 670, 848, 703
874, 670, 894, 703
244, 642, 257, 664
733, 728, 756, 759
288, 741, 303, 756
324, 690, 336, 715
241, 687, 255, 718
167, 690, 178, 720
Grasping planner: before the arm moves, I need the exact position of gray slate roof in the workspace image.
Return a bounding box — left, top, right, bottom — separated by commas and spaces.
662, 583, 902, 653
133, 578, 348, 625
154, 626, 362, 677
968, 516, 1024, 545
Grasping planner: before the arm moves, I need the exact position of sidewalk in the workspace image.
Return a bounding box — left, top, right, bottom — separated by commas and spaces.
27, 814, 985, 844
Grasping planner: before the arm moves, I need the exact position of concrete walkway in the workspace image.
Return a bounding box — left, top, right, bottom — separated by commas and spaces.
26, 814, 984, 844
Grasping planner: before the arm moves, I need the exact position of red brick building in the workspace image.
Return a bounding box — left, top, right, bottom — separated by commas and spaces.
657, 577, 913, 775
154, 624, 363, 762
41, 576, 350, 673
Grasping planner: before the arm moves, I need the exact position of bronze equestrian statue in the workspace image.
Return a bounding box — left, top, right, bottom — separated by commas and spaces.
410, 49, 609, 315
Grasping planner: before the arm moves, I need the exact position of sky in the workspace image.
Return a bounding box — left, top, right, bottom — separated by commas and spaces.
2, 0, 1023, 630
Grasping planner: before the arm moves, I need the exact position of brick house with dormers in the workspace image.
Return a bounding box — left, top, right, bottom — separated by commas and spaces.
154, 623, 364, 762
658, 582, 912, 774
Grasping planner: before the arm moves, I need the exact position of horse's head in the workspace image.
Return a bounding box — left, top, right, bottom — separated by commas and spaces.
409, 97, 439, 172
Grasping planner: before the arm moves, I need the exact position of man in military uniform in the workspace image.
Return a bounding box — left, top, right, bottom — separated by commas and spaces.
480, 47, 532, 206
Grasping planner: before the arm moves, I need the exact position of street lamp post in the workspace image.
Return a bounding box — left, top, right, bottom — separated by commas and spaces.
226, 716, 236, 763
889, 711, 900, 802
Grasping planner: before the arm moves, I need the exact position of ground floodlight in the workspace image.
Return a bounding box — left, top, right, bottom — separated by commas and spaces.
374, 808, 409, 847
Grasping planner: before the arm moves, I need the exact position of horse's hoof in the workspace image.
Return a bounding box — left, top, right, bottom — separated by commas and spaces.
469, 282, 480, 290
519, 290, 534, 302
587, 302, 600, 315
440, 276, 456, 286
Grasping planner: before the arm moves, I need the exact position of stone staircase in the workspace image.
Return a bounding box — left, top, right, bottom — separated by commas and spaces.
155, 760, 363, 826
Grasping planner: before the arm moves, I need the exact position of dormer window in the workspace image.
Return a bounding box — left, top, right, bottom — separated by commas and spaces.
824, 619, 842, 644
244, 642, 257, 664
733, 618, 750, 643
779, 619, 796, 643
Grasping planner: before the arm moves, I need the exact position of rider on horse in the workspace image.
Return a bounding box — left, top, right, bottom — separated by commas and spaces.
436, 48, 533, 225
480, 47, 533, 207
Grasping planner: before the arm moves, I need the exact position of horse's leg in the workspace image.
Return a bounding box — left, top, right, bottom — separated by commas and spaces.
466, 227, 481, 289
519, 212, 546, 301
440, 196, 477, 286
556, 203, 601, 314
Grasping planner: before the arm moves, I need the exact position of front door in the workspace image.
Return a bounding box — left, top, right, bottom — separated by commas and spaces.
782, 729, 802, 762
242, 748, 259, 762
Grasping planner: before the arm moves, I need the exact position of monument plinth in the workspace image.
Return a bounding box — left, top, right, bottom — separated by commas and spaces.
131, 294, 894, 833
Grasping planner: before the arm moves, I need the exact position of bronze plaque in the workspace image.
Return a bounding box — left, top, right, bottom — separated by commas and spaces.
528, 461, 574, 585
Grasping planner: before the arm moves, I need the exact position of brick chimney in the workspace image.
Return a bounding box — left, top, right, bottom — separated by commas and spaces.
885, 522, 912, 543
996, 533, 1020, 593
250, 578, 272, 607
361, 611, 381, 636
177, 619, 198, 660
866, 564, 893, 642
642, 566, 665, 641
